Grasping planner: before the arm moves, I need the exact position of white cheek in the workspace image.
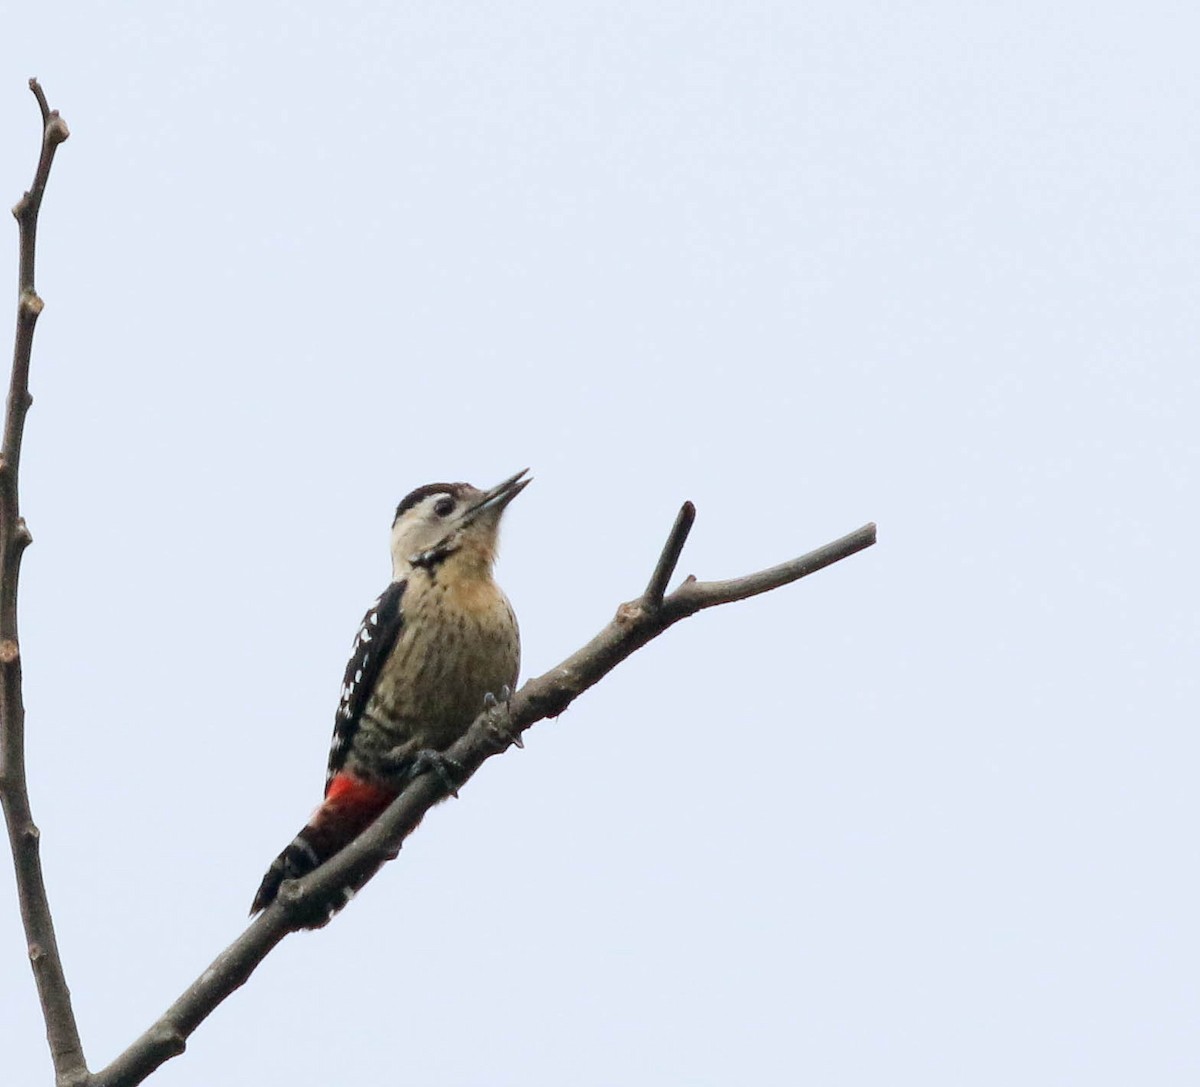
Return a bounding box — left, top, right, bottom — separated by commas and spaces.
390, 495, 459, 574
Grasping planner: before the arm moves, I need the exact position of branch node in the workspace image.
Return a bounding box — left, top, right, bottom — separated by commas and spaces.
0, 638, 21, 663
150, 1024, 187, 1058
46, 116, 71, 147
19, 289, 45, 317
275, 879, 304, 908
276, 877, 342, 930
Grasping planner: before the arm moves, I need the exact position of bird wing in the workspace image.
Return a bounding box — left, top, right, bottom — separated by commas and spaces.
325, 579, 407, 791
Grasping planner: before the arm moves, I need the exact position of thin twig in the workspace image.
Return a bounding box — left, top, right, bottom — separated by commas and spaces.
0, 80, 84, 1087
642, 501, 696, 608
666, 522, 878, 615
93, 518, 876, 1087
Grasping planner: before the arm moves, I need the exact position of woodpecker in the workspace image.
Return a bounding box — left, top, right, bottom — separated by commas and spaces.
251, 468, 529, 916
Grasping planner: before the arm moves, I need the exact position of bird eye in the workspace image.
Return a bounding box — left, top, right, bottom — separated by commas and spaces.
434, 496, 456, 517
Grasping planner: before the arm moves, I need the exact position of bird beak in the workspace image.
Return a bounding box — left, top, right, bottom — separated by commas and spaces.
464, 467, 532, 522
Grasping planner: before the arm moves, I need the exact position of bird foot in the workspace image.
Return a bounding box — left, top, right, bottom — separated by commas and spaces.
410, 748, 464, 799
482, 686, 523, 751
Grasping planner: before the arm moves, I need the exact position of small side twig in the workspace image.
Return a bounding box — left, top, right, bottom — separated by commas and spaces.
642, 500, 695, 608
0, 80, 84, 1087
94, 516, 876, 1087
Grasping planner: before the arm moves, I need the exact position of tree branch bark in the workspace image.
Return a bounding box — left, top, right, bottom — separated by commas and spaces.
0, 80, 85, 1087
92, 515, 875, 1087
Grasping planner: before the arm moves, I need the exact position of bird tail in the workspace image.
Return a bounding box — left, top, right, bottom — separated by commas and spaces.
250, 774, 398, 914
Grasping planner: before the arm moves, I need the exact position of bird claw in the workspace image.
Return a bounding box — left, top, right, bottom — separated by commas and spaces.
482, 686, 523, 750
410, 748, 464, 798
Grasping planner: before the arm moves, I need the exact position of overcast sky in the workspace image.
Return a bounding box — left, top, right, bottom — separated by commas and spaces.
1, 3, 1197, 1085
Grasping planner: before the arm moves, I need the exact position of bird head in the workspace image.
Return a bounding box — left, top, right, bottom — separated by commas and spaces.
389, 468, 530, 579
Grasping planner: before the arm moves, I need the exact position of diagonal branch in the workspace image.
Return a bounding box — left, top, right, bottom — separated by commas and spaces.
92, 516, 876, 1087
0, 81, 85, 1087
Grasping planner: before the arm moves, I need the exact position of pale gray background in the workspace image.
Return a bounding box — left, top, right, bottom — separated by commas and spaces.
1, 3, 1196, 1085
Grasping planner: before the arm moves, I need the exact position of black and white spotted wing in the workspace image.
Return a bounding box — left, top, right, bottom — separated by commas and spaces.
325, 580, 407, 791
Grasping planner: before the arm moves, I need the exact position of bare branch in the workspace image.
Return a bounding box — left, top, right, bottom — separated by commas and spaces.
0, 82, 85, 1087
642, 501, 696, 608
92, 915, 293, 1087
94, 518, 876, 1087
666, 521, 878, 614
